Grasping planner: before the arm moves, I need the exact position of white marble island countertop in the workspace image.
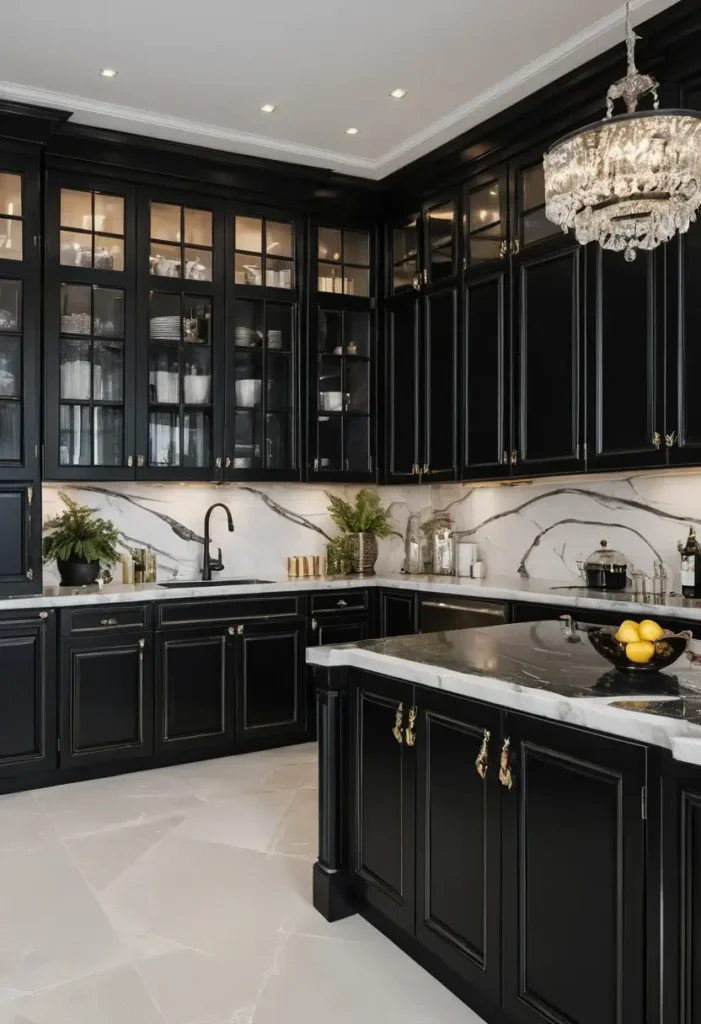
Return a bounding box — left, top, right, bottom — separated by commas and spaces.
307, 619, 701, 767
5, 570, 701, 619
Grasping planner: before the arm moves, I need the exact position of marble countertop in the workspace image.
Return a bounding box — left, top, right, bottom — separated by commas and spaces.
5, 570, 701, 618
306, 619, 701, 765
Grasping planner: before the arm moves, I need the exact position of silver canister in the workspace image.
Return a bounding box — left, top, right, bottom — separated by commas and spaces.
432, 528, 455, 576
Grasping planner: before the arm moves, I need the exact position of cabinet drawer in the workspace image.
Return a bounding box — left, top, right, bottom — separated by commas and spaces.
157, 594, 303, 629
61, 604, 152, 636
311, 589, 368, 614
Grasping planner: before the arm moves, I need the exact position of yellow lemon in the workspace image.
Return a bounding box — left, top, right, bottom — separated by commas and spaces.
638, 619, 665, 642
619, 619, 639, 630
616, 624, 640, 644
626, 640, 655, 664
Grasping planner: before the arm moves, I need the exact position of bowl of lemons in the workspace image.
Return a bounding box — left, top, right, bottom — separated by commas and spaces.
587, 619, 692, 673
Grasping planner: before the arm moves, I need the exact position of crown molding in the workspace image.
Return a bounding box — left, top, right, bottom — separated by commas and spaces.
0, 0, 677, 180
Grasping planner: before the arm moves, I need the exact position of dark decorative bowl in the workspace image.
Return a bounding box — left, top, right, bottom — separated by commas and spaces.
587, 626, 692, 674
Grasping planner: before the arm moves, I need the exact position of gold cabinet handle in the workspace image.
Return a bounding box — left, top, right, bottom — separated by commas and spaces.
499, 737, 513, 789
138, 638, 145, 650
137, 454, 145, 467
237, 624, 244, 635
405, 706, 417, 747
510, 449, 518, 465
225, 456, 231, 468
227, 625, 236, 635
337, 599, 347, 607
665, 431, 677, 448
502, 450, 509, 465
215, 457, 222, 469
652, 431, 661, 449
101, 617, 118, 626
475, 729, 491, 780
511, 239, 520, 254
127, 455, 133, 467
311, 617, 318, 632
422, 464, 429, 475
392, 702, 404, 744
39, 611, 48, 620
499, 240, 508, 257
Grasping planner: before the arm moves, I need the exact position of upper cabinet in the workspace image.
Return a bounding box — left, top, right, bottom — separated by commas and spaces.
309, 222, 376, 482
0, 155, 40, 484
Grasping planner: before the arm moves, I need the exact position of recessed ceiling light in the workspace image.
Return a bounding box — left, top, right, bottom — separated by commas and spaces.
260, 104, 277, 113
390, 88, 407, 99
99, 68, 118, 78
345, 128, 359, 135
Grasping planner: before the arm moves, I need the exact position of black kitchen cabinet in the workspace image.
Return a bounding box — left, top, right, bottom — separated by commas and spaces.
386, 289, 421, 480
310, 221, 376, 482
0, 480, 40, 595
415, 691, 502, 1002
666, 219, 701, 466
156, 625, 235, 754
0, 609, 56, 781
60, 631, 153, 767
227, 204, 302, 481
235, 617, 307, 745
501, 712, 646, 1024
350, 671, 416, 931
311, 614, 370, 647
379, 588, 417, 637
587, 246, 666, 471
44, 172, 137, 479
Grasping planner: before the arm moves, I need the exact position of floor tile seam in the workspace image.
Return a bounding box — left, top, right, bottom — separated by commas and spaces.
60, 822, 179, 903
263, 786, 306, 854
44, 807, 195, 841
244, 926, 293, 1023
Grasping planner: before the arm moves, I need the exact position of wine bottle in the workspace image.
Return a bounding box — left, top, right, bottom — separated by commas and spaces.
681, 526, 699, 598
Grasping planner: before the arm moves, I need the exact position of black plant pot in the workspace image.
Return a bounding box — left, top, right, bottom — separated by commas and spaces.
57, 559, 101, 587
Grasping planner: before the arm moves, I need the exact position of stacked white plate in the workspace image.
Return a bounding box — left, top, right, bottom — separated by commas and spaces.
235, 326, 260, 347
61, 313, 91, 334
150, 316, 181, 340
267, 329, 282, 350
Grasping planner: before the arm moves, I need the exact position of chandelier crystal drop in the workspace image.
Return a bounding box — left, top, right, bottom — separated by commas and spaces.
544, 2, 701, 261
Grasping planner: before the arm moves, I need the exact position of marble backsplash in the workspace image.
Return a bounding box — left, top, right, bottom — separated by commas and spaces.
42, 470, 701, 586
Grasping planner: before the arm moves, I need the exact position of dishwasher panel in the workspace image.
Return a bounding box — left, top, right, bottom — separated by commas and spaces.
419, 595, 509, 633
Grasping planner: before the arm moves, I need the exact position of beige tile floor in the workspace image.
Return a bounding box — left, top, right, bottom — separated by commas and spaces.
0, 744, 483, 1024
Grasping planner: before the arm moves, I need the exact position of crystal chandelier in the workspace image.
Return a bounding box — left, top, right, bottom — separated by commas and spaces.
544, 2, 701, 261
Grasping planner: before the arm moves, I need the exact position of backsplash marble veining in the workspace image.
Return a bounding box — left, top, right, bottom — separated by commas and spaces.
42, 470, 701, 586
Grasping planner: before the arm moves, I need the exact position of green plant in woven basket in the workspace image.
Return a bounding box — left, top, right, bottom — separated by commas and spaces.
42, 492, 121, 567
326, 489, 393, 538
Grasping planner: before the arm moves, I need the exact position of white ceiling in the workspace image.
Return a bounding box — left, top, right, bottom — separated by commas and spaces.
0, 0, 678, 179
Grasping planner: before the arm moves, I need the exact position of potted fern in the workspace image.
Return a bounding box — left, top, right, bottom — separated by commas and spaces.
327, 489, 393, 575
43, 492, 121, 587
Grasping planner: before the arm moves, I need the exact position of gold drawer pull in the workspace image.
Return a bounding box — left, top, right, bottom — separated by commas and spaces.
499, 737, 513, 789
101, 617, 118, 626
476, 729, 490, 780
392, 703, 404, 745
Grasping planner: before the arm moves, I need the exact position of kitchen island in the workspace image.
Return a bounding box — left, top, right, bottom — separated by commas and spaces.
307, 620, 701, 1024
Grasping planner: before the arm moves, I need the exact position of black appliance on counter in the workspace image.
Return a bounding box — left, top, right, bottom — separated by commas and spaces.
576, 540, 629, 591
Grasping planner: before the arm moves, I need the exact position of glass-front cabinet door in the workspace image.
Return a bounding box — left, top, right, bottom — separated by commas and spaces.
390, 215, 420, 294
463, 166, 508, 269
137, 191, 224, 480
311, 223, 375, 481
225, 206, 300, 480
45, 174, 134, 480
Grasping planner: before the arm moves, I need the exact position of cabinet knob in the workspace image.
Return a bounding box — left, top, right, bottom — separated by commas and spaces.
392, 702, 404, 745
499, 737, 513, 789
237, 624, 244, 635
337, 599, 347, 607
475, 729, 490, 779
39, 610, 48, 620
227, 625, 236, 635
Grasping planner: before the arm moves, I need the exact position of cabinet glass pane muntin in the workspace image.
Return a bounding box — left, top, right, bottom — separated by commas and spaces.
231, 297, 295, 471
0, 400, 20, 461
519, 162, 557, 247
58, 284, 126, 466
60, 188, 125, 271
234, 215, 294, 289
426, 201, 456, 281
0, 277, 22, 465
392, 219, 418, 294
150, 203, 213, 281
0, 172, 22, 262
317, 307, 371, 471
466, 179, 505, 265
318, 226, 370, 296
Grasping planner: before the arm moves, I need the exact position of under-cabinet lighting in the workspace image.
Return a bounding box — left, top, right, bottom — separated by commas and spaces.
260, 104, 277, 113
99, 68, 118, 78
390, 88, 408, 99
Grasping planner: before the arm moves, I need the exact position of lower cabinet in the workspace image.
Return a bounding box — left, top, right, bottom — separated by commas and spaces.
348, 672, 647, 1024
235, 618, 307, 746
60, 631, 154, 767
0, 610, 56, 780
0, 482, 41, 597
156, 626, 235, 755
378, 588, 417, 637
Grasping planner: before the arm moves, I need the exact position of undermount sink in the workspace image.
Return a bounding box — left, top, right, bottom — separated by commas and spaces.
159, 578, 273, 589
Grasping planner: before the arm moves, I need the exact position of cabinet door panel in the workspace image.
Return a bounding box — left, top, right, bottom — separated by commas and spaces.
61, 633, 153, 766
316, 617, 369, 646
0, 618, 56, 777
379, 590, 417, 637
424, 286, 458, 479
235, 619, 306, 744
156, 629, 233, 752
668, 223, 701, 464
464, 271, 509, 477
589, 248, 665, 470
351, 672, 415, 932
0, 482, 39, 596
386, 294, 420, 480
515, 247, 582, 475
416, 694, 501, 1000
502, 715, 646, 1024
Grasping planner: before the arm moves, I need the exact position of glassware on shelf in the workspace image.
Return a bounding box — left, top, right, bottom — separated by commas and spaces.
0, 401, 20, 460
149, 411, 180, 466
403, 514, 422, 574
